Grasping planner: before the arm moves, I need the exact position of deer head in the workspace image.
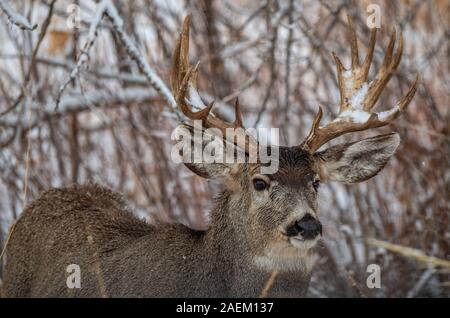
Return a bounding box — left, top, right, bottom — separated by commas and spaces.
171, 16, 417, 272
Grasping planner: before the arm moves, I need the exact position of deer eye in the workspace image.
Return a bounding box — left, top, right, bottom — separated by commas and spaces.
253, 179, 268, 191
312, 179, 320, 191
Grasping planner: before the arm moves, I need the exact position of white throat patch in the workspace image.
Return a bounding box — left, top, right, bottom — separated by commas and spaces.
253, 239, 319, 273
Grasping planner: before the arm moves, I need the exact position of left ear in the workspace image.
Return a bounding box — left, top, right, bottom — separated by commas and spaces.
313, 133, 400, 183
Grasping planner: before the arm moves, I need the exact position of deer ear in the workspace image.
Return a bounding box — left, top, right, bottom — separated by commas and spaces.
313, 133, 400, 183
183, 162, 235, 179
171, 124, 241, 179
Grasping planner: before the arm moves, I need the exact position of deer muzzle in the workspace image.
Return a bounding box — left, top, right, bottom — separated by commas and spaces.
286, 213, 322, 240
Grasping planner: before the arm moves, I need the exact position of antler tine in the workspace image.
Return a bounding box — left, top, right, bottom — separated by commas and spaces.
301, 20, 418, 154
399, 73, 419, 109
332, 52, 347, 111
363, 73, 418, 126
386, 73, 419, 118
361, 27, 377, 81
381, 27, 397, 70
183, 99, 215, 124
171, 15, 190, 97
170, 36, 182, 94
233, 98, 244, 128
171, 15, 223, 127
335, 17, 380, 114
302, 107, 323, 153
364, 30, 403, 112
347, 15, 359, 70
174, 63, 197, 118
390, 32, 404, 70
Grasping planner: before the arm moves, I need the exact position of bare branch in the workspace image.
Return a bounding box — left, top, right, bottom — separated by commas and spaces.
55, 0, 108, 110
367, 238, 450, 268
0, 0, 37, 31
103, 0, 178, 116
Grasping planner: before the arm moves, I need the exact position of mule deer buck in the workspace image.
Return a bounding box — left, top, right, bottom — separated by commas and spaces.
3, 16, 417, 297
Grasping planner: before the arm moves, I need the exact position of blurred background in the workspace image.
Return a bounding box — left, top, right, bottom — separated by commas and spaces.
0, 0, 448, 297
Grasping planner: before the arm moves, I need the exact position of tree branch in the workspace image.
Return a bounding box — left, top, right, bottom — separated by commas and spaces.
0, 0, 37, 31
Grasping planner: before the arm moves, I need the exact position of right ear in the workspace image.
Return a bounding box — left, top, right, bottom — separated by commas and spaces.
171, 124, 241, 179
313, 133, 400, 183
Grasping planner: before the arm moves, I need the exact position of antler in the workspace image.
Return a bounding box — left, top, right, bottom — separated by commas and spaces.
302, 15, 418, 153
171, 16, 257, 154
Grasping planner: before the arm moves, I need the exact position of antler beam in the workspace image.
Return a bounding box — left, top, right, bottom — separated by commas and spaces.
171, 15, 257, 154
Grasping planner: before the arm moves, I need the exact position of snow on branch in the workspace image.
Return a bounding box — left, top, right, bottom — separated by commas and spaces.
48, 87, 159, 114
55, 0, 109, 110
0, 87, 161, 128
0, 0, 37, 31
367, 238, 450, 268
103, 1, 178, 116
55, 0, 178, 117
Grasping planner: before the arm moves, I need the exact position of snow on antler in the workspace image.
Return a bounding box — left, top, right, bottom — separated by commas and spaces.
302, 15, 418, 153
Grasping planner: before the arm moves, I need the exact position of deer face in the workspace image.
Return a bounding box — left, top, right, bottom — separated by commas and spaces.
179, 129, 400, 272
245, 147, 321, 246
241, 147, 322, 273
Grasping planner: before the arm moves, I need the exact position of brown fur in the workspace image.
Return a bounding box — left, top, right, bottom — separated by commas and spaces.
3, 133, 399, 297
3, 182, 311, 297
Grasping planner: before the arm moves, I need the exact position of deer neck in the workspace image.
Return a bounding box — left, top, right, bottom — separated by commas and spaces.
201, 191, 263, 288
200, 190, 314, 297
204, 190, 253, 258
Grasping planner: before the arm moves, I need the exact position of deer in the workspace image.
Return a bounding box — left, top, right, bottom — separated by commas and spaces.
2, 16, 417, 297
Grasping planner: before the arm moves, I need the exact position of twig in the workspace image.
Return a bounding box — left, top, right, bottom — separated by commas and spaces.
253, 9, 280, 127
281, 0, 294, 143
55, 0, 178, 117
0, 222, 15, 261
0, 83, 33, 265
406, 268, 435, 298
367, 238, 450, 268
0, 0, 37, 31
86, 233, 108, 298
222, 63, 263, 103
395, 122, 450, 140
22, 90, 32, 205
259, 269, 278, 298
0, 87, 160, 128
4, 0, 56, 116
55, 0, 108, 110
345, 270, 367, 298
103, 1, 178, 117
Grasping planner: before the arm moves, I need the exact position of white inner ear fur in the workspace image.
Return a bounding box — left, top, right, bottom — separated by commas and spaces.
318, 133, 400, 183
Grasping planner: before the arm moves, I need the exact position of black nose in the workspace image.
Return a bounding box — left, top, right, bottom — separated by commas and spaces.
287, 214, 322, 240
